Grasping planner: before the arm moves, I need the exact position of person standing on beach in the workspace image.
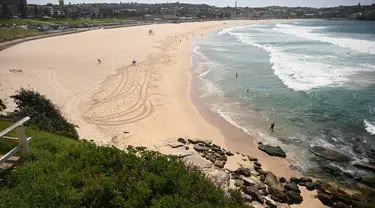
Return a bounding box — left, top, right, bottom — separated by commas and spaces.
270, 122, 275, 132
236, 72, 238, 79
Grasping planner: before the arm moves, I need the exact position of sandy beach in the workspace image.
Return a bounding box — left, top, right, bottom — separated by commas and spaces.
0, 20, 325, 207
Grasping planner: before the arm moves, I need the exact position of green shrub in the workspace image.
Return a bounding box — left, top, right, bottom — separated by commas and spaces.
0, 121, 249, 207
10, 88, 78, 139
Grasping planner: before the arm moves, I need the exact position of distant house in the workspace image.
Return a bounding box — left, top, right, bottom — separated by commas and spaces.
144, 14, 153, 20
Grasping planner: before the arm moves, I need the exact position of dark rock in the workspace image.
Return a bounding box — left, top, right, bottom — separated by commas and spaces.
284, 182, 300, 193
333, 201, 350, 208
351, 200, 375, 208
258, 144, 286, 158
318, 161, 344, 176
241, 176, 266, 190
209, 157, 216, 163
333, 188, 353, 204
300, 177, 313, 183
221, 155, 228, 161
279, 177, 286, 183
231, 173, 240, 180
234, 167, 251, 177
310, 146, 350, 162
352, 192, 367, 202
306, 182, 315, 191
255, 167, 266, 175
214, 161, 225, 168
184, 146, 189, 150
226, 151, 234, 156
194, 144, 209, 152
236, 151, 240, 154
355, 164, 375, 172
286, 191, 303, 204
188, 139, 212, 146
242, 186, 264, 204
317, 190, 334, 206
290, 177, 300, 184
265, 171, 284, 191
254, 161, 262, 167
268, 188, 288, 203
241, 176, 255, 186
344, 172, 353, 178
177, 137, 187, 144
315, 180, 332, 191
259, 175, 265, 182
247, 155, 258, 161
242, 158, 247, 161
362, 178, 375, 188
354, 175, 363, 182
241, 154, 245, 157
234, 180, 244, 187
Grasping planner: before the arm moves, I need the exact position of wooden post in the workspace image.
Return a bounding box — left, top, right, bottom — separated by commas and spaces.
15, 125, 30, 157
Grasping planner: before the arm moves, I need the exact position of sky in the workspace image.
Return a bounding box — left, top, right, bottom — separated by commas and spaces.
29, 0, 375, 8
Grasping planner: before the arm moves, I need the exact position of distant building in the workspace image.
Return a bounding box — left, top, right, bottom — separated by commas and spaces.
19, 0, 27, 17
1, 0, 21, 17
59, 0, 64, 6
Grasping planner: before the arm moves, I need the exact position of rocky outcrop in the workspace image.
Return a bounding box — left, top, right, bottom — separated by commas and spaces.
242, 186, 264, 204
279, 177, 286, 183
258, 143, 286, 158
177, 137, 187, 144
214, 161, 225, 168
354, 163, 375, 172
234, 167, 251, 177
310, 146, 350, 162
318, 190, 334, 206
247, 155, 258, 161
306, 182, 315, 191
285, 182, 300, 193
193, 144, 209, 152
265, 171, 284, 191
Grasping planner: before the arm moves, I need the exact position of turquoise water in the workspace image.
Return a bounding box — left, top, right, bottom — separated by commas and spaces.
192, 20, 375, 177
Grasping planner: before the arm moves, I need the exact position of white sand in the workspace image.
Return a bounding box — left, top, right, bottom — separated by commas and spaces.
0, 20, 325, 207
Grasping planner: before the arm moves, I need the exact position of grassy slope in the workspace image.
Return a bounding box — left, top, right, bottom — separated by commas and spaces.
0, 28, 46, 42
0, 18, 136, 25
0, 121, 248, 207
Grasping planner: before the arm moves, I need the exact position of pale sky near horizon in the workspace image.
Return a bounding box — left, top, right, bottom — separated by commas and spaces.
28, 0, 375, 8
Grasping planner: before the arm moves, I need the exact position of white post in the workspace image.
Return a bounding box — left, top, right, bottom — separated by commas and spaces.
15, 125, 30, 157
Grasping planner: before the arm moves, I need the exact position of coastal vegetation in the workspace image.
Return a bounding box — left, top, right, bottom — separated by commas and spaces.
0, 18, 136, 25
0, 28, 46, 42
0, 89, 247, 207
0, 120, 247, 207
9, 88, 78, 139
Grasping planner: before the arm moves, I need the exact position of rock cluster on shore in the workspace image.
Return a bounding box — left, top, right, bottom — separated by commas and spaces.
153, 138, 375, 208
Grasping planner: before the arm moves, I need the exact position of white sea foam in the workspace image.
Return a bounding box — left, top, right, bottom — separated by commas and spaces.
227, 31, 375, 91
274, 23, 375, 54
364, 120, 375, 135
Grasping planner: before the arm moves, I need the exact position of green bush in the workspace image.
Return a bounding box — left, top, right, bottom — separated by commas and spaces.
0, 121, 248, 207
10, 88, 78, 139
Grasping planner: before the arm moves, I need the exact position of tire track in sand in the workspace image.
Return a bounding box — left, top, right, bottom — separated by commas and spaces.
83, 37, 173, 126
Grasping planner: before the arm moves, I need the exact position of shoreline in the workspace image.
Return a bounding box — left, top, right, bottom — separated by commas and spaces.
186, 20, 327, 208
0, 19, 326, 207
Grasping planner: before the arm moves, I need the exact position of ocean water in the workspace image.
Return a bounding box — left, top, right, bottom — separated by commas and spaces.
192, 20, 375, 178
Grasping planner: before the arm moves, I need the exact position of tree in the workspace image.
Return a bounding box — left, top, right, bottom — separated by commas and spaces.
34, 6, 38, 16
